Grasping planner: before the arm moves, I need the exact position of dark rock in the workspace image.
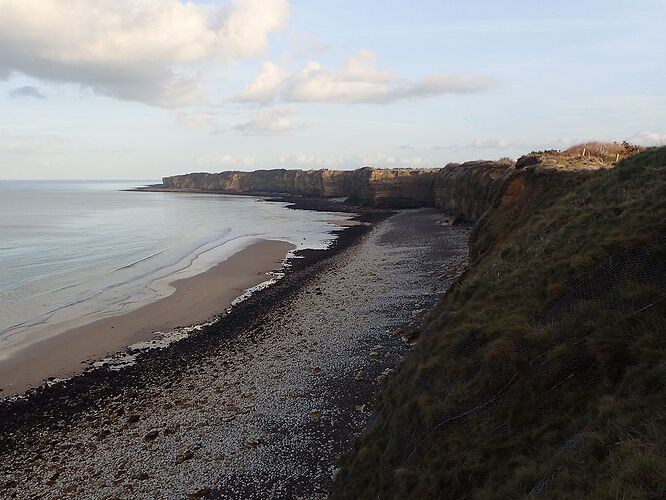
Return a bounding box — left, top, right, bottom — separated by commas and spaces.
143, 430, 159, 441
187, 487, 212, 498
515, 154, 542, 169
175, 450, 195, 464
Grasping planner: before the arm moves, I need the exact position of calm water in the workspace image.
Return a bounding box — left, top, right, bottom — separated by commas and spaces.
0, 180, 348, 357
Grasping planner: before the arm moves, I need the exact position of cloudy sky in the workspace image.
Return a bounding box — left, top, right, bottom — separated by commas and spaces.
1, 0, 665, 179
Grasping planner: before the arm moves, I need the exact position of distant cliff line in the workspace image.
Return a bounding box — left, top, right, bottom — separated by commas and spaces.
156, 143, 641, 222
159, 161, 511, 221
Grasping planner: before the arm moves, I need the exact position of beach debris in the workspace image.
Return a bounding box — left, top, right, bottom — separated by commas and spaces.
397, 326, 420, 345
368, 351, 380, 361
309, 410, 322, 421
376, 369, 395, 382
132, 472, 150, 481
143, 430, 159, 441
354, 370, 367, 381
175, 450, 195, 465
187, 487, 212, 498
243, 439, 262, 449
127, 414, 141, 424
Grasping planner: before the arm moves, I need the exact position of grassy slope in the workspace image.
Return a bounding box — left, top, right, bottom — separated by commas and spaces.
331, 147, 666, 499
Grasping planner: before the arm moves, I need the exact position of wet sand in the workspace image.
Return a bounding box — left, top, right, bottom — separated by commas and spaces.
0, 239, 295, 397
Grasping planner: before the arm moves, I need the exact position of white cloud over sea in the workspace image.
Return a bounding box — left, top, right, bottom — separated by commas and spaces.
0, 0, 289, 107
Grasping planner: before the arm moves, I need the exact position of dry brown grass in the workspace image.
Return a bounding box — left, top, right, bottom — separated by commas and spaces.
520, 142, 647, 171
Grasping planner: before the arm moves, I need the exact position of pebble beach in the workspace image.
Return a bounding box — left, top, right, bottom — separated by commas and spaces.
0, 208, 469, 499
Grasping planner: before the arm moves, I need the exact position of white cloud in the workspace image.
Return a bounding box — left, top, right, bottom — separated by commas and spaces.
360, 152, 427, 166
278, 151, 429, 169
237, 62, 289, 103
628, 131, 666, 146
194, 154, 257, 169
0, 0, 290, 107
238, 50, 494, 104
288, 31, 330, 58
235, 107, 306, 135
279, 153, 349, 167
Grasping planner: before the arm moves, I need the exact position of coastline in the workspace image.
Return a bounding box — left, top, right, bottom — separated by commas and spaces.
0, 208, 468, 498
0, 239, 295, 397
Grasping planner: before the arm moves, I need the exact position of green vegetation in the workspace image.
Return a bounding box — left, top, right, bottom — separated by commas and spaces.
331, 147, 666, 499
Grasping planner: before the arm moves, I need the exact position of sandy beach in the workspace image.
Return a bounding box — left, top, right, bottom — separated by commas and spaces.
0, 239, 295, 397
0, 209, 469, 499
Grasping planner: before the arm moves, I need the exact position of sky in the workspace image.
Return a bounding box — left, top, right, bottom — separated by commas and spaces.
0, 0, 665, 180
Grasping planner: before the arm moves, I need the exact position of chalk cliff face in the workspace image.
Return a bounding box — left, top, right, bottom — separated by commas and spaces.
162, 169, 353, 197
347, 168, 440, 208
160, 162, 515, 220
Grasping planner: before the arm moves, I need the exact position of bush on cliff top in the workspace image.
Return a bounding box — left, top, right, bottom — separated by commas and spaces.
331, 147, 666, 499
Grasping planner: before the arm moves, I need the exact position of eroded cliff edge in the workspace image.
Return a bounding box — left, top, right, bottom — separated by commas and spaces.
155, 143, 637, 222
156, 160, 515, 221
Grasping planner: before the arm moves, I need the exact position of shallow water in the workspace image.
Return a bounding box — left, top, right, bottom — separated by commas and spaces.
0, 180, 348, 357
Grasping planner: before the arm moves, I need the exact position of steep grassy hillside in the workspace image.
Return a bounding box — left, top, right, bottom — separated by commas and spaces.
331, 147, 666, 499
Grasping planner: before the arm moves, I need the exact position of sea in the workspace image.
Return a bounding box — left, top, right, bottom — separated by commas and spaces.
0, 180, 350, 358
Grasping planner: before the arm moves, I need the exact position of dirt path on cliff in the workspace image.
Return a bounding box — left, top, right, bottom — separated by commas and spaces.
0, 209, 469, 500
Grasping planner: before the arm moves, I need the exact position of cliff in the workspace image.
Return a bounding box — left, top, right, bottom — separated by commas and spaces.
158, 143, 643, 222
161, 168, 353, 197
346, 167, 440, 208
159, 161, 515, 221
330, 147, 666, 499
433, 159, 514, 221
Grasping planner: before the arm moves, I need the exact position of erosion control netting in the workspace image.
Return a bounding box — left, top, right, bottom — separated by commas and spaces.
395, 233, 666, 495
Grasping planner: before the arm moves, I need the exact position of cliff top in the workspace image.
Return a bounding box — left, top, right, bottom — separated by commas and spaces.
517, 141, 646, 170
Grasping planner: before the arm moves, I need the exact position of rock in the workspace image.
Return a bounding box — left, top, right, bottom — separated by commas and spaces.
3, 480, 17, 490
368, 351, 380, 361
132, 473, 150, 481
143, 430, 159, 441
354, 370, 367, 381
399, 326, 420, 345
225, 403, 241, 413
309, 410, 322, 421
175, 450, 195, 464
127, 414, 140, 424
187, 487, 212, 499
515, 154, 542, 169
376, 369, 395, 382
